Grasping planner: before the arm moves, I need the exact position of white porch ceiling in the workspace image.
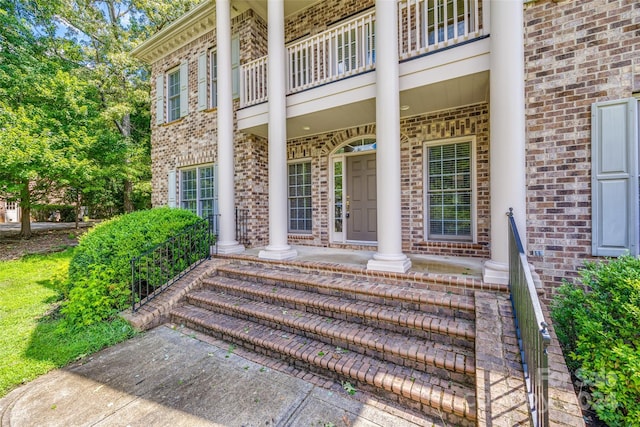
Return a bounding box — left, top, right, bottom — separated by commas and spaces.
240, 71, 489, 140
233, 0, 322, 20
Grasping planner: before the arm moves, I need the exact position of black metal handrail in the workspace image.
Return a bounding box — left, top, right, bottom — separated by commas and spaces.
507, 208, 551, 427
131, 217, 215, 312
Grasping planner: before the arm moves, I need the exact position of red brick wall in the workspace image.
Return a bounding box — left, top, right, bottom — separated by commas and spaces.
283, 104, 490, 258
524, 0, 640, 287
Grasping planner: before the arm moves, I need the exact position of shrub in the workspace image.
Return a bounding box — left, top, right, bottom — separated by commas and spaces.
62, 207, 204, 328
551, 255, 640, 426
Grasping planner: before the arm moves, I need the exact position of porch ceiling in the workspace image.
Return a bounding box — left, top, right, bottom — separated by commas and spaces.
239, 71, 489, 140
233, 0, 321, 20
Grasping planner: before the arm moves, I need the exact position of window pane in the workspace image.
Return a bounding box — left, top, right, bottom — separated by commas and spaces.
427, 141, 472, 240
180, 165, 218, 220
168, 69, 181, 122
288, 161, 312, 232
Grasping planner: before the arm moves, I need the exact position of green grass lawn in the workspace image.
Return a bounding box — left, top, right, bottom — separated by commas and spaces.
0, 249, 136, 397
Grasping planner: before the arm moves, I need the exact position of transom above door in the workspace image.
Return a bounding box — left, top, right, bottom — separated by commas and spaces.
331, 138, 377, 244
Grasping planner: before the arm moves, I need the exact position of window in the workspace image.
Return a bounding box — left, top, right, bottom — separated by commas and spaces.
157, 61, 187, 123
180, 165, 217, 220
167, 68, 181, 122
288, 162, 312, 233
426, 140, 473, 240
207, 36, 239, 109
422, 0, 470, 46
290, 47, 309, 89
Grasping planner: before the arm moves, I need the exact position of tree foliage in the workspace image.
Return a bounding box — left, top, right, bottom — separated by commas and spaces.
551, 256, 640, 426
62, 207, 204, 327
0, 0, 200, 237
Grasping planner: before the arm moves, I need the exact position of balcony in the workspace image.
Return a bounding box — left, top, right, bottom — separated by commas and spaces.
238, 0, 489, 138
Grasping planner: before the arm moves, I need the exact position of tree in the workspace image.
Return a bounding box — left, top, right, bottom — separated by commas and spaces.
0, 0, 200, 237
53, 0, 201, 212
0, 0, 99, 237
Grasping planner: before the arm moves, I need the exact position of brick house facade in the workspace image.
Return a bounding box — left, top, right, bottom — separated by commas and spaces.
133, 0, 640, 290
524, 0, 640, 287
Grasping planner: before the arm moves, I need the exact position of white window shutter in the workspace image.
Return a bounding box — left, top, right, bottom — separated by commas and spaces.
197, 52, 207, 111
591, 98, 639, 256
179, 61, 189, 117
155, 74, 164, 125
231, 36, 240, 99
168, 170, 177, 208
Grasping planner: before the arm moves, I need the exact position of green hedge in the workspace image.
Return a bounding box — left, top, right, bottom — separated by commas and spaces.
62, 207, 203, 328
551, 255, 640, 426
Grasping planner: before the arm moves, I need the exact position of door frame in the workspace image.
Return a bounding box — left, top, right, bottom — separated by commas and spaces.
329, 137, 377, 244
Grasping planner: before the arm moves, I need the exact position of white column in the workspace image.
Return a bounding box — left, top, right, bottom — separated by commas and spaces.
259, 0, 297, 260
367, 0, 411, 274
215, 0, 244, 255
484, 0, 526, 284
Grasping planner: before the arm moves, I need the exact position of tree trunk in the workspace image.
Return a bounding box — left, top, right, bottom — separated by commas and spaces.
19, 181, 32, 239
123, 179, 133, 213
75, 189, 80, 229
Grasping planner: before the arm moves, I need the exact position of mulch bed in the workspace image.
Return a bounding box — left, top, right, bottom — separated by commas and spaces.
0, 227, 86, 261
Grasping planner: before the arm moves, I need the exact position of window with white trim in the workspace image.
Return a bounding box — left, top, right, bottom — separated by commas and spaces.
156, 61, 188, 124
425, 140, 473, 241
421, 0, 471, 46
167, 67, 181, 122
180, 165, 217, 219
288, 162, 312, 233
207, 36, 239, 109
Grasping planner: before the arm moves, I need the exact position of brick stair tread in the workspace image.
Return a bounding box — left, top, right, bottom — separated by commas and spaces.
202, 275, 476, 342
188, 287, 475, 376
214, 263, 475, 313
171, 304, 476, 421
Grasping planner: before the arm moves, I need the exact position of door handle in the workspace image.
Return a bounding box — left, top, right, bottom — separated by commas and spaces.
345, 196, 350, 218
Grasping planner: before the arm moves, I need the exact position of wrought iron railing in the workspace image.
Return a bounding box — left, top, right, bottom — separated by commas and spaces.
236, 208, 249, 246
507, 208, 551, 427
131, 217, 215, 312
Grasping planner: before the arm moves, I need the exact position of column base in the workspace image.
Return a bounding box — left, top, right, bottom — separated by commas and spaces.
259, 246, 298, 261
215, 241, 245, 255
482, 260, 509, 285
367, 254, 412, 273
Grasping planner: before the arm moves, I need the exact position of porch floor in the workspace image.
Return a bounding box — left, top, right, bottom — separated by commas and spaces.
240, 245, 485, 279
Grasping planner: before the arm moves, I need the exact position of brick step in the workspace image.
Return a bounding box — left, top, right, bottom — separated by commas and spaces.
215, 262, 476, 321
201, 275, 475, 348
186, 287, 475, 383
170, 304, 476, 425
218, 253, 502, 294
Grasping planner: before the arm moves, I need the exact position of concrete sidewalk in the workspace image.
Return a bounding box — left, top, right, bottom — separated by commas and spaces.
0, 326, 422, 427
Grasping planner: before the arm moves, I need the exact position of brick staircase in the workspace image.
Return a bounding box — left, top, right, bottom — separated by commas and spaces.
169, 258, 483, 426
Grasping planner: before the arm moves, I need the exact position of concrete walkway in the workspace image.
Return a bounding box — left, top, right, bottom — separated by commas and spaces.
0, 222, 93, 235
0, 326, 422, 427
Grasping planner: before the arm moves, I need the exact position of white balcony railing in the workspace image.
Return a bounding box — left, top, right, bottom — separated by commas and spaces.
240, 0, 483, 108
